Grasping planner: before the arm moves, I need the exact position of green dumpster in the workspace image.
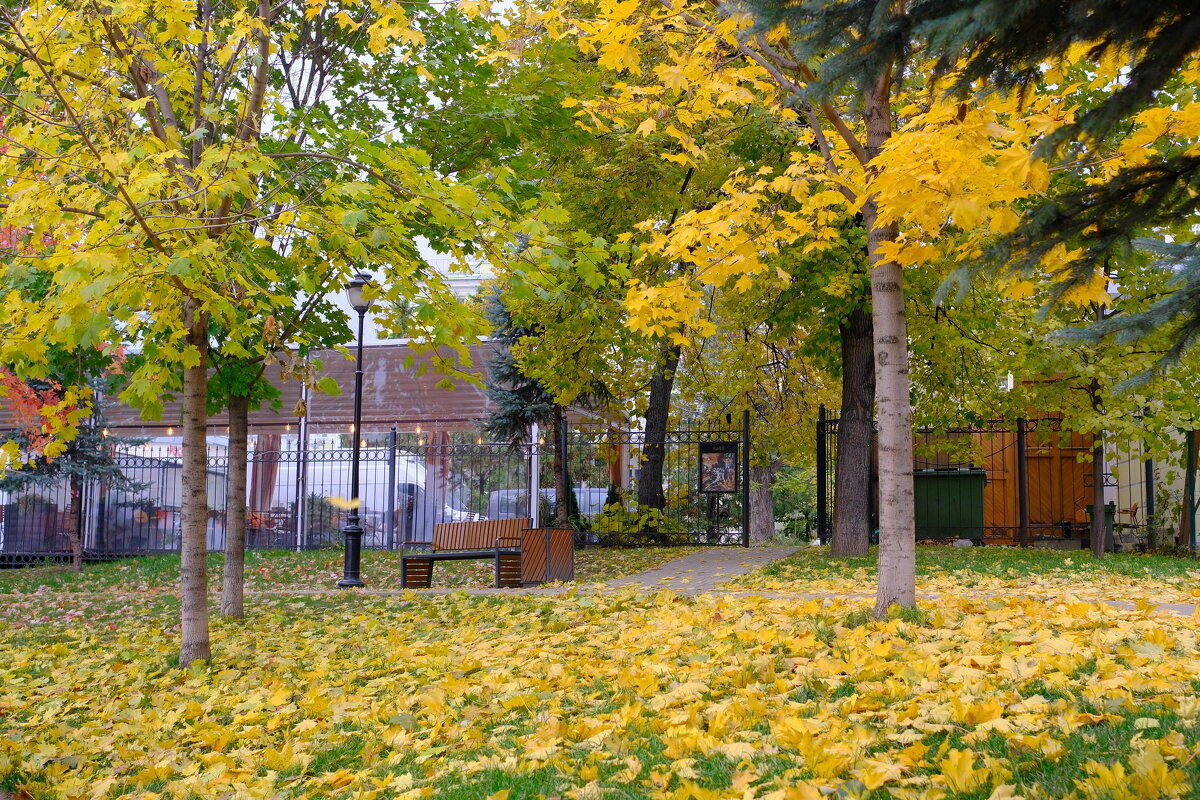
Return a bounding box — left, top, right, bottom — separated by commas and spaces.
914, 468, 987, 540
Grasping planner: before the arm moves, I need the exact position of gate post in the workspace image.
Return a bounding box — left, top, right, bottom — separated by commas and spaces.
1017, 418, 1029, 547
294, 385, 309, 552
742, 409, 751, 548
385, 426, 397, 550
530, 423, 540, 528
561, 414, 570, 525
816, 404, 827, 545
1145, 452, 1156, 528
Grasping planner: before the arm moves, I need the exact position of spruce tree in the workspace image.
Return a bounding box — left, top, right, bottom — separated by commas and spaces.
737, 0, 1200, 364
483, 288, 580, 525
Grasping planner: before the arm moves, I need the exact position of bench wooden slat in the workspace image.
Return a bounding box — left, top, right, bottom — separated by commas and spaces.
403, 518, 532, 589
432, 518, 530, 551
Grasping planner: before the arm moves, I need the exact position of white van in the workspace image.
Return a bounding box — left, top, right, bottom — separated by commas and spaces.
486, 487, 609, 523
267, 448, 478, 546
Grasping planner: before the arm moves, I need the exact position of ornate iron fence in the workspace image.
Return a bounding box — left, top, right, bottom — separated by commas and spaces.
561, 413, 749, 546
0, 439, 532, 562
0, 415, 751, 562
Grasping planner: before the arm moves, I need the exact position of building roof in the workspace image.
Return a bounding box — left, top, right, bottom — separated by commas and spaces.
102, 343, 499, 435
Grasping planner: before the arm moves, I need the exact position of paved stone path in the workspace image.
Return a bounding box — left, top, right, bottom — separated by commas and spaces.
605, 546, 801, 593
244, 546, 803, 599
12, 547, 1191, 619
239, 545, 1200, 617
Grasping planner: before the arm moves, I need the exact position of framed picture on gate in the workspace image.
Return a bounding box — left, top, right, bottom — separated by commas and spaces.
699, 442, 739, 493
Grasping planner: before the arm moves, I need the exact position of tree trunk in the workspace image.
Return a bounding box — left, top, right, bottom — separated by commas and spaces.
749, 462, 780, 544
68, 473, 83, 573
221, 393, 249, 619
863, 79, 917, 617
1091, 436, 1107, 558
637, 341, 681, 515
180, 303, 212, 666
832, 304, 875, 557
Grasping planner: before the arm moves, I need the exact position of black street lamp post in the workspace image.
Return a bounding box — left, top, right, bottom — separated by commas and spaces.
338, 271, 374, 588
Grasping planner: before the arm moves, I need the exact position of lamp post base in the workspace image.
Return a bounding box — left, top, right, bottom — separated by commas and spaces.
338, 522, 365, 588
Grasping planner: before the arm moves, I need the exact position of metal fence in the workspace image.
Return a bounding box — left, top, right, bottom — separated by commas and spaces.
563, 414, 749, 546
815, 408, 1160, 548
0, 416, 751, 562
0, 437, 532, 562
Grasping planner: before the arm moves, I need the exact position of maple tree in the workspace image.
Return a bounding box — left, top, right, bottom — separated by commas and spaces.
479, 20, 866, 540
502, 0, 945, 611
0, 372, 90, 471
0, 0, 524, 664
673, 267, 839, 543
782, 0, 1200, 363
482, 65, 729, 520
0, 372, 107, 572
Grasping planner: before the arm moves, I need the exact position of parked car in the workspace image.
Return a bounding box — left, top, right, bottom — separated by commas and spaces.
487, 487, 609, 523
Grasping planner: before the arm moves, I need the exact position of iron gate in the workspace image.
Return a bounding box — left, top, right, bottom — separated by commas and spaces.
561, 413, 750, 546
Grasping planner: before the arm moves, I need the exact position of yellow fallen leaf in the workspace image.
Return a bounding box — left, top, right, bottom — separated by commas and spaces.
987, 785, 1024, 800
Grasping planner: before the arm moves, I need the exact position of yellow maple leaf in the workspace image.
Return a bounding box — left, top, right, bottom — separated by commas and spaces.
940, 749, 987, 794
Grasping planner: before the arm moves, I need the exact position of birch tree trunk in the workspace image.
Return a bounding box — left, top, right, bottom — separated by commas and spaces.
221, 394, 249, 618
749, 462, 780, 544
863, 79, 917, 617
832, 305, 875, 556
180, 302, 212, 666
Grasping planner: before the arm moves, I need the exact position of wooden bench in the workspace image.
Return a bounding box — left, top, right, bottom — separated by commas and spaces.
400, 519, 575, 588
401, 518, 530, 589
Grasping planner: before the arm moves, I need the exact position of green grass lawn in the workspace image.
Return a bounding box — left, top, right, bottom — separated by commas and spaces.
729, 544, 1200, 603
0, 546, 704, 593
1, 588, 1196, 799
3, 546, 1200, 797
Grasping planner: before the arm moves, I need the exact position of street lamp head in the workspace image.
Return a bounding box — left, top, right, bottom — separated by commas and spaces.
346, 270, 375, 313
